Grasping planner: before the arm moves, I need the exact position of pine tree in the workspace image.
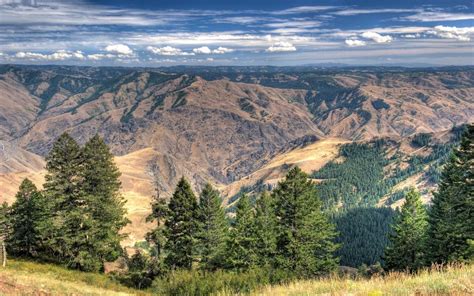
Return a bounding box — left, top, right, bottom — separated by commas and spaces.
384, 188, 428, 271
82, 135, 129, 264
7, 179, 47, 257
43, 133, 94, 269
0, 202, 10, 242
224, 194, 257, 271
164, 177, 199, 270
272, 167, 339, 277
428, 124, 474, 263
253, 191, 277, 267
196, 183, 228, 271
146, 187, 168, 256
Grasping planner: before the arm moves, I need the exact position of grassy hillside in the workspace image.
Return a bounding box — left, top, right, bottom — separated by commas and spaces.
0, 260, 471, 295
254, 264, 473, 296
0, 259, 148, 295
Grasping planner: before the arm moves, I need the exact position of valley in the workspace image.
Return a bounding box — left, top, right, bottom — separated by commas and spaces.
0, 65, 473, 248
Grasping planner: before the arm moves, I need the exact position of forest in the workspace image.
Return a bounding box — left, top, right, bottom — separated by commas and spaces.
0, 124, 472, 295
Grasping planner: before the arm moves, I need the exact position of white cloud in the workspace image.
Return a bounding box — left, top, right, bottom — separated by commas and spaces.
429, 25, 474, 42
402, 11, 474, 22
206, 57, 214, 61
402, 33, 421, 39
273, 6, 338, 15
361, 31, 393, 43
334, 8, 417, 16
147, 46, 194, 56
265, 41, 296, 52
15, 50, 86, 61
87, 53, 116, 60
105, 44, 133, 55
193, 46, 212, 54
345, 39, 366, 47
212, 47, 234, 54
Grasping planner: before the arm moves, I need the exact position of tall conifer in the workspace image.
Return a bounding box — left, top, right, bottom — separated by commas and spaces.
253, 191, 277, 267
43, 133, 85, 263
82, 135, 129, 264
146, 187, 169, 259
272, 167, 338, 277
224, 194, 257, 271
384, 188, 428, 271
197, 183, 228, 271
8, 179, 47, 257
428, 124, 474, 263
164, 177, 199, 269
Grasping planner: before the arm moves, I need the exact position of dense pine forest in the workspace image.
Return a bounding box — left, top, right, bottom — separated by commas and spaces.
0, 124, 472, 295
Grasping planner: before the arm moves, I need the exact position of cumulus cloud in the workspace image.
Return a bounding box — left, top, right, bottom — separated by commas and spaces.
15, 50, 86, 61
105, 44, 133, 55
87, 53, 116, 60
212, 47, 234, 54
193, 46, 212, 54
429, 25, 474, 42
361, 31, 392, 43
147, 46, 194, 56
345, 39, 366, 47
265, 41, 296, 52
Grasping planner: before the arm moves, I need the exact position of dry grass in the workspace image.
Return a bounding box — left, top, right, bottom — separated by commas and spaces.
0, 259, 150, 295
251, 264, 473, 296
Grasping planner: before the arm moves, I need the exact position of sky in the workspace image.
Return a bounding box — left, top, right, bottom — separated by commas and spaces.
0, 0, 473, 66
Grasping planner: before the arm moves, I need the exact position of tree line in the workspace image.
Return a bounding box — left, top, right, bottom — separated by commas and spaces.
124, 167, 339, 288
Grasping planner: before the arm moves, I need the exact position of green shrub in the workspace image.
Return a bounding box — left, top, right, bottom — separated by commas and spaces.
151, 268, 291, 296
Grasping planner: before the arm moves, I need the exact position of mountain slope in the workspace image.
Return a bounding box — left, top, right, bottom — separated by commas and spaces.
0, 65, 473, 245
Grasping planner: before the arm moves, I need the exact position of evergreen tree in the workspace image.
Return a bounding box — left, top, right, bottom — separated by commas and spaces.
82, 135, 129, 264
0, 202, 10, 242
272, 167, 338, 277
224, 194, 257, 271
384, 188, 428, 272
253, 191, 277, 267
428, 124, 474, 263
196, 183, 228, 271
164, 177, 199, 270
7, 179, 47, 257
43, 133, 85, 263
145, 186, 169, 274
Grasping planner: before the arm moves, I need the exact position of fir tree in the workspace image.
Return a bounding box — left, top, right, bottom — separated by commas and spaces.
145, 186, 168, 274
0, 202, 10, 242
82, 135, 129, 264
7, 179, 47, 257
253, 191, 277, 267
428, 124, 474, 263
224, 194, 257, 271
272, 167, 339, 277
43, 133, 102, 270
384, 188, 428, 271
164, 177, 199, 270
196, 183, 228, 271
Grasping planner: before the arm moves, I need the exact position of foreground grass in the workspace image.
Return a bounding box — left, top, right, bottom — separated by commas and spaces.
0, 259, 149, 295
251, 264, 474, 296
0, 260, 471, 295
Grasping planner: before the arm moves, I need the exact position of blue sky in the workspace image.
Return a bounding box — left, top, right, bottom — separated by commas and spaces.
0, 0, 473, 66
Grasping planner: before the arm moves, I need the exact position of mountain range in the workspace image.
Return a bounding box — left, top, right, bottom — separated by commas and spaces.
0, 64, 472, 245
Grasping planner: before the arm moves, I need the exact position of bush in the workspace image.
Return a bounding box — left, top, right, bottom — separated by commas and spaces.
151, 268, 292, 296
